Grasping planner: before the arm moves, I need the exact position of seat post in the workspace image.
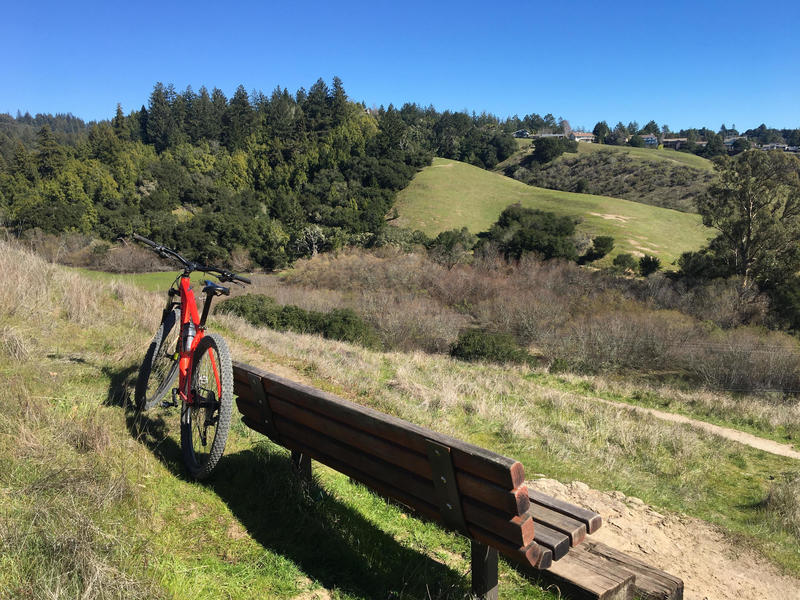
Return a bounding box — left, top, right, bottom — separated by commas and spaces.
199, 290, 214, 327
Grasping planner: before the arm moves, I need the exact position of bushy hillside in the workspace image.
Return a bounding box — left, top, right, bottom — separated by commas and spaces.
500, 144, 715, 213
393, 158, 713, 266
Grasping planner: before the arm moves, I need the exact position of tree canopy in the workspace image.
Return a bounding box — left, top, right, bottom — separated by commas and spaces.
0, 79, 520, 269
695, 150, 800, 286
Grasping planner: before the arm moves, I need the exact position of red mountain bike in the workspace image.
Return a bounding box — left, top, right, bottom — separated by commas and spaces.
132, 234, 251, 479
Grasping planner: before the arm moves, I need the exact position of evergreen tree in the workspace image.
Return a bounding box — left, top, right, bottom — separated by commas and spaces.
12, 141, 37, 182
210, 87, 228, 141
35, 125, 67, 179
592, 121, 610, 144
189, 86, 213, 142
222, 85, 254, 150
145, 82, 172, 152
112, 103, 130, 141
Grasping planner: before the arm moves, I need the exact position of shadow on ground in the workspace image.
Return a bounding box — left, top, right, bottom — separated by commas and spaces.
105, 363, 471, 599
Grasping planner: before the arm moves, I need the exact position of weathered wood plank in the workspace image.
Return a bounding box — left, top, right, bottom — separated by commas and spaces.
273, 414, 533, 547
243, 416, 549, 570
532, 522, 570, 561
539, 549, 634, 600
528, 488, 603, 534
581, 542, 683, 600
527, 502, 587, 547
263, 391, 530, 514
233, 362, 525, 489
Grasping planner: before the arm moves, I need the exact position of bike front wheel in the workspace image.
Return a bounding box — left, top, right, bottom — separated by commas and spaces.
134, 308, 180, 411
181, 333, 233, 480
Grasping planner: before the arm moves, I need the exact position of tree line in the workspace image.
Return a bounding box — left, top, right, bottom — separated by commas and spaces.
0, 79, 519, 268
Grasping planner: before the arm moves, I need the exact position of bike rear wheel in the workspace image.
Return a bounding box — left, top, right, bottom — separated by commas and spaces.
181, 333, 233, 480
134, 308, 180, 411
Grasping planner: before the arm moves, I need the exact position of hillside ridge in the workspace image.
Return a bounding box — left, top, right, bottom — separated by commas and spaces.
393, 157, 713, 266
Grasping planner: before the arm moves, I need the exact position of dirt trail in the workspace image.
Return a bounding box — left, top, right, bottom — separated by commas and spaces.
590, 396, 800, 460
528, 479, 800, 600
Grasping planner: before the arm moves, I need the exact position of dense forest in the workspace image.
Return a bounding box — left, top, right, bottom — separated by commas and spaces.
0, 79, 517, 268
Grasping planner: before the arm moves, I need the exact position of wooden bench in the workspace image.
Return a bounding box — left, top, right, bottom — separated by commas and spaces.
232, 361, 608, 598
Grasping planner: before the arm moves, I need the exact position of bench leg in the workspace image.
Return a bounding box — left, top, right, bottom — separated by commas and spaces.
471, 539, 498, 600
291, 450, 312, 481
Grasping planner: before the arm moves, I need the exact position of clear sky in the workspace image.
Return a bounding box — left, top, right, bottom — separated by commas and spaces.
3, 0, 798, 131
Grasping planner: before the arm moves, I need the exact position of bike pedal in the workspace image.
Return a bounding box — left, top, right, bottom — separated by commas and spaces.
161, 388, 179, 409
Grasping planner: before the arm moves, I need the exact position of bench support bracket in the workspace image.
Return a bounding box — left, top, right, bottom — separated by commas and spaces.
247, 373, 279, 441
471, 540, 499, 600
425, 439, 468, 534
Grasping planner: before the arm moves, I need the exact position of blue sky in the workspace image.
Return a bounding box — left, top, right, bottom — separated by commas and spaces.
3, 0, 798, 130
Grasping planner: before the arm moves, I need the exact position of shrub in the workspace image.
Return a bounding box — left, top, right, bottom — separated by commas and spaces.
613, 253, 638, 272
575, 178, 590, 194
488, 204, 578, 262
582, 236, 614, 263
639, 254, 661, 276
216, 294, 379, 348
427, 227, 477, 269
450, 329, 531, 365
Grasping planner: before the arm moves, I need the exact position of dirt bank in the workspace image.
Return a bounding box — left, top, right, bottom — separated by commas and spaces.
528, 478, 800, 600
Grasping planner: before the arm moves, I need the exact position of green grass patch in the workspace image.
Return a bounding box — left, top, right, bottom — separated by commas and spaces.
393, 158, 713, 267
574, 142, 714, 170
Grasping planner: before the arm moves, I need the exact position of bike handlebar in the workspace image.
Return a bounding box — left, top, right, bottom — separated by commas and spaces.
132, 233, 251, 284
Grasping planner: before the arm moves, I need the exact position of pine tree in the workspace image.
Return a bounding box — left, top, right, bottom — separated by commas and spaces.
145, 82, 172, 152
222, 85, 254, 150
35, 125, 67, 179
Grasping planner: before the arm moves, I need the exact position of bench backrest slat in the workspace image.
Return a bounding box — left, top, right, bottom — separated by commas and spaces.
232, 361, 550, 571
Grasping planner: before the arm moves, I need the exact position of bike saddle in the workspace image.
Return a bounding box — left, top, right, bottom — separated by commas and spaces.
202, 280, 230, 296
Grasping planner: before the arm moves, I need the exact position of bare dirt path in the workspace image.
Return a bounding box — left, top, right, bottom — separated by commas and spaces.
590, 396, 800, 460
529, 479, 800, 600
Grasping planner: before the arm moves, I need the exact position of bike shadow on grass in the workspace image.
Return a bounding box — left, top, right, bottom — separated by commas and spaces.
104, 364, 471, 600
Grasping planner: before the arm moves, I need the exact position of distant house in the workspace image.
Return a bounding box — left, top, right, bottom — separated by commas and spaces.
662, 137, 688, 150
640, 134, 659, 147
723, 136, 747, 148
513, 129, 531, 138
570, 131, 596, 143
761, 143, 788, 151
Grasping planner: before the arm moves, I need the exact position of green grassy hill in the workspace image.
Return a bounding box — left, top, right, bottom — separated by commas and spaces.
505, 139, 713, 170
393, 158, 713, 267
574, 141, 713, 169
498, 142, 715, 213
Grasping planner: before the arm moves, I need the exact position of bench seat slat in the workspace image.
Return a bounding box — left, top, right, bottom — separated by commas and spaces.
527, 503, 587, 547
527, 489, 602, 534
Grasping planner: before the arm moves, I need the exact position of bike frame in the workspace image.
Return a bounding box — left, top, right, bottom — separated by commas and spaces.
169, 274, 220, 406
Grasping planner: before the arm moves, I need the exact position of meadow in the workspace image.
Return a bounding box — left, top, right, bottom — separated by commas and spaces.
392, 158, 713, 267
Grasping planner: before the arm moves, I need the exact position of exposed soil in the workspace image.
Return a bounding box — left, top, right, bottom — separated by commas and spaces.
528, 478, 800, 600
589, 212, 632, 222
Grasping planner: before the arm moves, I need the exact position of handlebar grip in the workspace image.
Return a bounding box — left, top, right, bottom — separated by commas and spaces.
234, 274, 252, 284
132, 233, 158, 248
